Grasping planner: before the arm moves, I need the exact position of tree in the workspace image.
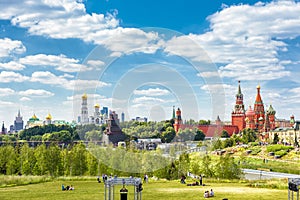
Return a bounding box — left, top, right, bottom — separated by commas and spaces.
215, 154, 242, 179
221, 130, 230, 138
241, 128, 258, 143
46, 144, 62, 176
20, 143, 36, 175
161, 127, 176, 143
200, 154, 214, 178
70, 143, 87, 176
194, 129, 205, 141
199, 120, 211, 125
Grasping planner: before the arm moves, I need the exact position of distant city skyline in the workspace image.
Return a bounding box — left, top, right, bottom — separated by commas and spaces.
1, 0, 300, 127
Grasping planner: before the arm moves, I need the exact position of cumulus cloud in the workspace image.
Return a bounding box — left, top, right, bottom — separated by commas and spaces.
19, 89, 54, 97
0, 88, 15, 96
0, 61, 26, 70
164, 1, 300, 81
0, 38, 26, 58
19, 54, 91, 72
133, 88, 171, 96
30, 71, 110, 90
132, 96, 167, 104
20, 97, 31, 101
0, 0, 118, 40
0, 71, 29, 82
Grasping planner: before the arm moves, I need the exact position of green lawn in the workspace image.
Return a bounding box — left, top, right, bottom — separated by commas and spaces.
0, 178, 288, 200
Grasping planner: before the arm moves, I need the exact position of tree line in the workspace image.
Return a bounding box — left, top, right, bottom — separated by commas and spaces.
0, 142, 241, 180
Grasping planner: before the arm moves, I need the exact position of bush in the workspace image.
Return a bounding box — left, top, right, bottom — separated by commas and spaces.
266, 144, 293, 153
274, 150, 287, 158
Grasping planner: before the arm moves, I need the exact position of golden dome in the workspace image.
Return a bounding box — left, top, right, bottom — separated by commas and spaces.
94, 103, 100, 108
46, 113, 52, 120
82, 93, 87, 99
32, 114, 38, 119
257, 84, 260, 89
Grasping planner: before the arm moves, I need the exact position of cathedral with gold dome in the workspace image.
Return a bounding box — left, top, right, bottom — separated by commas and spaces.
25, 112, 73, 129
79, 93, 108, 125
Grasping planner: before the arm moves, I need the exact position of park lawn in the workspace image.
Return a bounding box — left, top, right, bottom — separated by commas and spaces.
0, 179, 288, 200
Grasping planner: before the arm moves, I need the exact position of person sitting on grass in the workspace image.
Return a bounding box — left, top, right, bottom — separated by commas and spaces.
204, 191, 209, 198
62, 184, 66, 191
69, 185, 74, 190
209, 189, 214, 197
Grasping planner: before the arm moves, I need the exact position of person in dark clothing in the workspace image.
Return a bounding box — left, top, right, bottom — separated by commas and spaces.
199, 175, 203, 186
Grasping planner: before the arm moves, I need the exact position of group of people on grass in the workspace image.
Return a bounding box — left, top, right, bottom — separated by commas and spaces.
61, 184, 74, 191
204, 189, 214, 198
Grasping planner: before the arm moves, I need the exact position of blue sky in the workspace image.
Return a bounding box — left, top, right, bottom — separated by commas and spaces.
1, 0, 300, 127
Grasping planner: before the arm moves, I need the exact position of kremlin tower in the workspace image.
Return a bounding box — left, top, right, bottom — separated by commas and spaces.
231, 81, 245, 132
174, 108, 182, 132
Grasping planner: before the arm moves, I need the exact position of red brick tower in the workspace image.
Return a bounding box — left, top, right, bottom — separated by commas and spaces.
253, 84, 265, 132
174, 108, 182, 132
245, 106, 255, 129
267, 104, 276, 130
231, 81, 245, 132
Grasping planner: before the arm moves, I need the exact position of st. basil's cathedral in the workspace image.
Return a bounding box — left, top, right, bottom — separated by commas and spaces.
231, 81, 276, 133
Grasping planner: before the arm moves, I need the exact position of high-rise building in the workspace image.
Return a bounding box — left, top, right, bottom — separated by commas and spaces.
1, 121, 6, 134
121, 112, 125, 123
14, 110, 24, 132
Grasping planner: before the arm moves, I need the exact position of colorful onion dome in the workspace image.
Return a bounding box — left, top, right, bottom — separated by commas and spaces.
245, 106, 255, 116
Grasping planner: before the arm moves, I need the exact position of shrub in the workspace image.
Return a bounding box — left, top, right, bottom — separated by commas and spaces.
274, 150, 287, 158
266, 144, 293, 153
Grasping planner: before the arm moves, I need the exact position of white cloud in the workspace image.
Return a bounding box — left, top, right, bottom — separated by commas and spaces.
86, 60, 105, 70
0, 0, 119, 40
19, 89, 54, 97
0, 38, 26, 58
0, 61, 26, 70
0, 88, 15, 96
19, 54, 91, 72
133, 88, 170, 96
20, 97, 31, 101
197, 71, 220, 78
0, 71, 29, 82
30, 71, 110, 90
132, 96, 167, 104
201, 84, 232, 93
164, 1, 300, 81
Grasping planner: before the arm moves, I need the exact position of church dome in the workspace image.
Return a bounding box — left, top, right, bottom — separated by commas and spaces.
245, 106, 255, 117
82, 93, 87, 99
267, 104, 276, 115
94, 103, 100, 108
258, 116, 264, 121
46, 113, 52, 120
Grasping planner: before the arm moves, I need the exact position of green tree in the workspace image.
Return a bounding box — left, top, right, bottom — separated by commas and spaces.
161, 127, 176, 143
34, 144, 48, 175
20, 143, 36, 175
200, 154, 214, 178
215, 154, 242, 179
46, 144, 62, 176
221, 130, 230, 138
194, 129, 205, 141
241, 128, 258, 143
70, 143, 87, 176
199, 120, 211, 125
